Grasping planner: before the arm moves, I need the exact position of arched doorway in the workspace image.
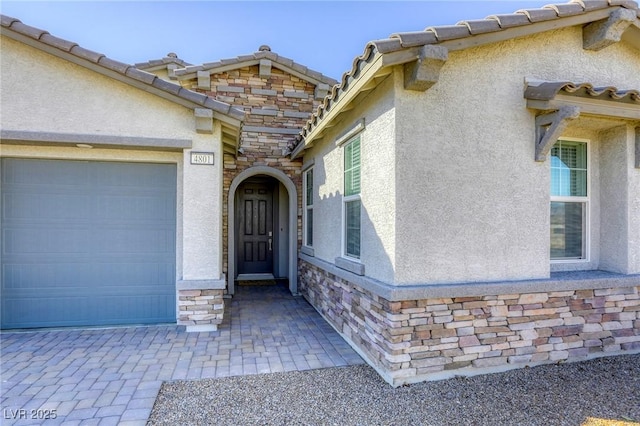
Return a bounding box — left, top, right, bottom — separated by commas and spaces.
227, 166, 298, 295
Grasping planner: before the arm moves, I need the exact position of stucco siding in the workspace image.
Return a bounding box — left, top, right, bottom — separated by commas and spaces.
1, 36, 194, 140
181, 128, 224, 280
599, 125, 629, 274
393, 27, 640, 285
630, 126, 640, 274
304, 75, 397, 283
306, 138, 342, 260
623, 124, 640, 274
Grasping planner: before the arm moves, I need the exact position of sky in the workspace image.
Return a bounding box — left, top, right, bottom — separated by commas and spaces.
1, 1, 551, 80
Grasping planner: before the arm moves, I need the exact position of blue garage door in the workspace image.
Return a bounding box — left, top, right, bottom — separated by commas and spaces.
1, 158, 177, 329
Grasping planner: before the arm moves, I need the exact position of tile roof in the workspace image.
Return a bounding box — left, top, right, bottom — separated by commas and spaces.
295, 0, 640, 150
525, 81, 640, 103
174, 45, 338, 86
134, 53, 192, 70
0, 15, 244, 123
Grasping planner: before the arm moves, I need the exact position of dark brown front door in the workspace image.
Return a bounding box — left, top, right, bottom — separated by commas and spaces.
237, 181, 274, 274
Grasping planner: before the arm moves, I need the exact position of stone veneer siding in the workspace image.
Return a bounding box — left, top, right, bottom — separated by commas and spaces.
190, 66, 323, 280
177, 289, 225, 331
299, 259, 640, 386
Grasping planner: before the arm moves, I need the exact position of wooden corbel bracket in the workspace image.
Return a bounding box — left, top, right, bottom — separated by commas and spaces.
535, 106, 581, 162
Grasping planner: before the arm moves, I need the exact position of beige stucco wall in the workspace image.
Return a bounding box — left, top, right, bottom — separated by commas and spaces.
628, 124, 640, 274
181, 128, 224, 281
1, 35, 226, 286
304, 74, 397, 283
393, 26, 640, 285
0, 37, 192, 139
599, 123, 640, 275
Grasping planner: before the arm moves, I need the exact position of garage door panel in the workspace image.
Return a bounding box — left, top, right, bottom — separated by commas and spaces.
93, 294, 175, 324
2, 159, 90, 186
3, 261, 175, 289
93, 262, 175, 285
2, 263, 92, 289
1, 158, 177, 329
3, 226, 175, 254
96, 195, 175, 222
92, 228, 175, 253
3, 294, 175, 329
3, 283, 175, 298
3, 296, 90, 328
3, 192, 90, 221
3, 226, 91, 254
94, 162, 175, 187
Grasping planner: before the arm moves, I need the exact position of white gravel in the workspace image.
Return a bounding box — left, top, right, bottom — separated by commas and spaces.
148, 354, 639, 425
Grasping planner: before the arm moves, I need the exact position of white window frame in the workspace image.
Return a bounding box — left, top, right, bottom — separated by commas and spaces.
303, 166, 314, 248
550, 137, 590, 263
342, 135, 361, 261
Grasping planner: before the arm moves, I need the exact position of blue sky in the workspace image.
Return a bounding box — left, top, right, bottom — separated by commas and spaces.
2, 1, 550, 79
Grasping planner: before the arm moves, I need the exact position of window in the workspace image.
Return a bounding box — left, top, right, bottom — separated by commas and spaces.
303, 167, 313, 247
343, 136, 361, 259
550, 140, 588, 261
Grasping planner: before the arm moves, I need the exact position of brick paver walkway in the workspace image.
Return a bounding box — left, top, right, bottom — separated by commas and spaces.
0, 284, 363, 425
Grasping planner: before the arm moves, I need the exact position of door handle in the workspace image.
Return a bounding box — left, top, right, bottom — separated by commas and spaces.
268, 238, 272, 251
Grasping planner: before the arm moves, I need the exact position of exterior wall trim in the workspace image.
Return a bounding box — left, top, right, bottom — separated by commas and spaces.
1, 130, 192, 150
302, 158, 315, 170
301, 246, 314, 257
228, 166, 298, 295
335, 256, 365, 276
300, 253, 640, 301
177, 278, 226, 290
335, 119, 366, 147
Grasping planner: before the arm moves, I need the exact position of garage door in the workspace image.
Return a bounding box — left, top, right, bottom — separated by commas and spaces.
1, 158, 177, 329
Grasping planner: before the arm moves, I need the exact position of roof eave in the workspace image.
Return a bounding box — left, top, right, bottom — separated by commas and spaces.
293, 5, 640, 157
374, 8, 636, 67
135, 63, 177, 73
438, 7, 617, 52
293, 53, 388, 157
1, 19, 245, 139
175, 59, 337, 87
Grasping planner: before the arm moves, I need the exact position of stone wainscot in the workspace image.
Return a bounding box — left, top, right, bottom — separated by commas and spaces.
299, 255, 640, 386
176, 280, 226, 332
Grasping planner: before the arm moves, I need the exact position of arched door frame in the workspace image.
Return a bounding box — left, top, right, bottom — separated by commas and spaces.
227, 166, 298, 295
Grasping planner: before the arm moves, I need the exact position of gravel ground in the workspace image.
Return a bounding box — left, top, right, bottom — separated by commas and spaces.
148, 354, 640, 426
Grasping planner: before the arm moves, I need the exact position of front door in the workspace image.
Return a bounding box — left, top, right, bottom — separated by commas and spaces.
237, 180, 274, 275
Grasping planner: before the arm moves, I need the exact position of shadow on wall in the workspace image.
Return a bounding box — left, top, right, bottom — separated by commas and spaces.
312, 156, 395, 283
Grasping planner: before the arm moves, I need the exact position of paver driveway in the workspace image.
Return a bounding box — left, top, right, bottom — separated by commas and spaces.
0, 284, 364, 425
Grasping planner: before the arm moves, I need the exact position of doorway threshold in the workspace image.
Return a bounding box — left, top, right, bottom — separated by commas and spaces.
236, 273, 275, 281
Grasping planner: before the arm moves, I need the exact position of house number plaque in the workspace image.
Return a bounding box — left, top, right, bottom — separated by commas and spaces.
190, 152, 214, 165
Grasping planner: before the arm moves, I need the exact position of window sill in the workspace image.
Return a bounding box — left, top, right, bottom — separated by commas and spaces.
335, 256, 365, 276
301, 246, 315, 257
551, 258, 596, 273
